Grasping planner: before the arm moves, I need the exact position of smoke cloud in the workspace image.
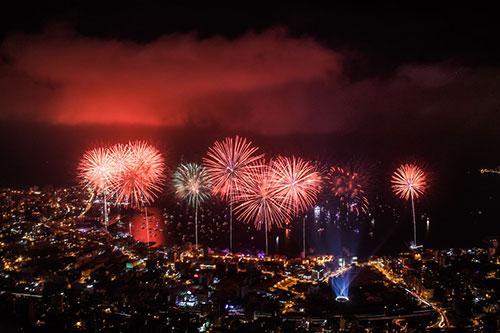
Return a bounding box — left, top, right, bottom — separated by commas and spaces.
1, 28, 498, 134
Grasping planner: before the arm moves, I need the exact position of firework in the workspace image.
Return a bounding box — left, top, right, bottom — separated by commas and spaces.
328, 166, 369, 216
271, 156, 322, 215
173, 163, 211, 207
111, 141, 166, 208
78, 147, 116, 194
391, 163, 427, 249
233, 162, 292, 254
78, 147, 117, 227
270, 156, 321, 257
108, 143, 131, 174
173, 163, 211, 248
203, 136, 264, 199
203, 135, 264, 251
391, 163, 427, 200
78, 141, 165, 240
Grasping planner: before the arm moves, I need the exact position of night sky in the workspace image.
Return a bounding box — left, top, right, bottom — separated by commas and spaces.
0, 4, 499, 246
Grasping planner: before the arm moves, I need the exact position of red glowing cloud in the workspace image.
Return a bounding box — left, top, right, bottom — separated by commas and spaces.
0, 27, 498, 135
0, 28, 339, 130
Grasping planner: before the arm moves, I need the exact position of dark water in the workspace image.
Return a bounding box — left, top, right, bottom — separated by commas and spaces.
126, 203, 439, 258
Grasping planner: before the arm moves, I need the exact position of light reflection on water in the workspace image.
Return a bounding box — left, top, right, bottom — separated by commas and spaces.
129, 208, 166, 247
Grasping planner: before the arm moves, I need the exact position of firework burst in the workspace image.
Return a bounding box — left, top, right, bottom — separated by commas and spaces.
391, 163, 427, 249
391, 163, 427, 200
328, 165, 369, 216
111, 141, 166, 208
173, 163, 211, 207
203, 135, 264, 251
78, 147, 116, 194
203, 135, 264, 199
233, 162, 292, 254
78, 146, 117, 227
108, 143, 131, 174
233, 162, 291, 230
270, 156, 322, 215
271, 156, 321, 258
173, 163, 211, 248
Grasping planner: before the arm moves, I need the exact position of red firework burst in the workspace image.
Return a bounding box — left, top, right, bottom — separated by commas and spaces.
327, 165, 369, 215
391, 163, 427, 200
111, 141, 166, 208
78, 147, 116, 194
108, 143, 131, 174
270, 156, 322, 215
233, 162, 291, 230
203, 135, 264, 200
